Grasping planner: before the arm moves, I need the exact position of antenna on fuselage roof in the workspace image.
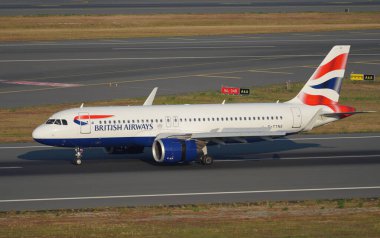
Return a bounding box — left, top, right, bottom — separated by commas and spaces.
222, 100, 226, 104
80, 103, 84, 108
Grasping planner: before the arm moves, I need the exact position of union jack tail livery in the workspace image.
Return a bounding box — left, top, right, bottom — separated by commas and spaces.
288, 45, 355, 115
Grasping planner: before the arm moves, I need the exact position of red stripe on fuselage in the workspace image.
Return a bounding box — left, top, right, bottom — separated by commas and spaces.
74, 115, 114, 120
313, 53, 348, 80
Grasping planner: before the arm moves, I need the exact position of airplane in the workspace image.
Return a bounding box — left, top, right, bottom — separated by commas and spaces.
32, 45, 372, 165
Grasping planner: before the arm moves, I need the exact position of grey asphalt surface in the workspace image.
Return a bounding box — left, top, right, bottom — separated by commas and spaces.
0, 133, 379, 211
1, 30, 380, 108
0, 0, 379, 15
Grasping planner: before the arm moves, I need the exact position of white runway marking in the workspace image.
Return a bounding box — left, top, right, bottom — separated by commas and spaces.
1, 54, 379, 63
0, 145, 51, 149
0, 167, 23, 169
1, 80, 82, 87
113, 46, 275, 50
1, 186, 379, 203
0, 38, 379, 47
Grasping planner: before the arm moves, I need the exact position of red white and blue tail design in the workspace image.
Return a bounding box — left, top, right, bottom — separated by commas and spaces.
289, 45, 355, 116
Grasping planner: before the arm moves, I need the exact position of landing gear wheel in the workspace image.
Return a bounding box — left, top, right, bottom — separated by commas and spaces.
73, 158, 82, 165
201, 155, 213, 165
73, 147, 83, 165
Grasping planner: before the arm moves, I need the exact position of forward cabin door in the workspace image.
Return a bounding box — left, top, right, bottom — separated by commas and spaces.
79, 112, 91, 134
290, 107, 302, 128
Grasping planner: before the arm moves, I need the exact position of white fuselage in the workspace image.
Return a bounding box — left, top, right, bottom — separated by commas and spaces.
32, 102, 334, 148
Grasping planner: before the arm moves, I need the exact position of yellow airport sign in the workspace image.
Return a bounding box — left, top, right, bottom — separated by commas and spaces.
350, 73, 364, 81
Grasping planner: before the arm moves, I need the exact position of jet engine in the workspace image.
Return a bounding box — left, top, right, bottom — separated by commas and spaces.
152, 138, 199, 163
104, 146, 144, 154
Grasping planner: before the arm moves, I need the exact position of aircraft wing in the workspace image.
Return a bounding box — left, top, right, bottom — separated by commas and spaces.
157, 128, 286, 142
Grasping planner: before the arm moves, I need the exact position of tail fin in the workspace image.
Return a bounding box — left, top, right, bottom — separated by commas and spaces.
288, 45, 354, 114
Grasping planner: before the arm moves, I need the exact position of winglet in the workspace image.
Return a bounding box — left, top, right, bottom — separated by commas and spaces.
143, 87, 158, 106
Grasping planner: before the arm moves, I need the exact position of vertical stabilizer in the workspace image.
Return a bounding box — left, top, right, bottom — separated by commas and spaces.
288, 45, 350, 106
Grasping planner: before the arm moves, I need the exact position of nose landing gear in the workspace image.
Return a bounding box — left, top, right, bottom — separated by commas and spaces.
73, 147, 83, 165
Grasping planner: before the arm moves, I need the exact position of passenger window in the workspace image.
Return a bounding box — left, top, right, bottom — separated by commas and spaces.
235, 117, 238, 120
160, 119, 163, 123
155, 119, 158, 123
132, 120, 135, 123
118, 120, 120, 123
99, 121, 102, 124
62, 119, 68, 125
212, 118, 214, 121
262, 117, 265, 120
244, 117, 246, 120
253, 117, 255, 120
258, 117, 260, 120
189, 118, 192, 122
239, 117, 242, 120
203, 118, 205, 121
198, 118, 201, 122
280, 116, 283, 120
217, 118, 219, 121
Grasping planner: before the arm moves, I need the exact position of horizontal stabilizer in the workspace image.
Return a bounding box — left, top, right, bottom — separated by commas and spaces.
322, 111, 376, 118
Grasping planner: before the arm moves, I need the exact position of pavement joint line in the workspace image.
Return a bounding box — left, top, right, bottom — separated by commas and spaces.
249, 70, 294, 75
3, 57, 259, 84
1, 186, 380, 203
0, 63, 311, 95
196, 74, 241, 79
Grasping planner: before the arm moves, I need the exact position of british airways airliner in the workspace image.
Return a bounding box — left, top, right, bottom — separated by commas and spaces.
32, 45, 370, 165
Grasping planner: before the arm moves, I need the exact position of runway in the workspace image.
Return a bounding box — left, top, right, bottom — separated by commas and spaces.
0, 133, 380, 211
0, 0, 379, 15
1, 30, 380, 108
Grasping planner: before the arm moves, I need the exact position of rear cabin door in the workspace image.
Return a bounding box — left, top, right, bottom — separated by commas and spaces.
290, 107, 302, 128
79, 112, 91, 134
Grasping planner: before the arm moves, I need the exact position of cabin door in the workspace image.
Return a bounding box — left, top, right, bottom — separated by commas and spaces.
79, 112, 91, 134
291, 107, 302, 128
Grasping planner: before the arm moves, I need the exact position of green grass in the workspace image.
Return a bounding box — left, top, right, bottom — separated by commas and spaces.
1, 199, 380, 238
0, 12, 380, 41
0, 78, 379, 143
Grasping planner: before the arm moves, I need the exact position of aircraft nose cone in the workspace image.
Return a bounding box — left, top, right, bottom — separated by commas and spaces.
32, 125, 49, 144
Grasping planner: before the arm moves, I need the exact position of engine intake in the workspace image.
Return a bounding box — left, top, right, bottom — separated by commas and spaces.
152, 138, 199, 163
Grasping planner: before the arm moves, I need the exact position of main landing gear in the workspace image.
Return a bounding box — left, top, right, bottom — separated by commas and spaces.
199, 145, 213, 165
200, 155, 213, 165
73, 147, 83, 165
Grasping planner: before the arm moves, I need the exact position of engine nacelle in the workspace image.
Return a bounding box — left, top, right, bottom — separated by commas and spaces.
152, 138, 199, 163
104, 146, 144, 154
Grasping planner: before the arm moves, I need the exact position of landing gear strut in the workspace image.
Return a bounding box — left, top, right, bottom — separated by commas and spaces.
73, 147, 83, 165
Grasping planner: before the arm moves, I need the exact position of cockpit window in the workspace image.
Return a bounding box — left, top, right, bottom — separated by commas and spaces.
46, 119, 55, 124
46, 119, 68, 125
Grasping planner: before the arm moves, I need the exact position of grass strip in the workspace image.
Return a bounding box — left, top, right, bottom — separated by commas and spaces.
0, 12, 380, 41
1, 198, 380, 238
0, 78, 379, 143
